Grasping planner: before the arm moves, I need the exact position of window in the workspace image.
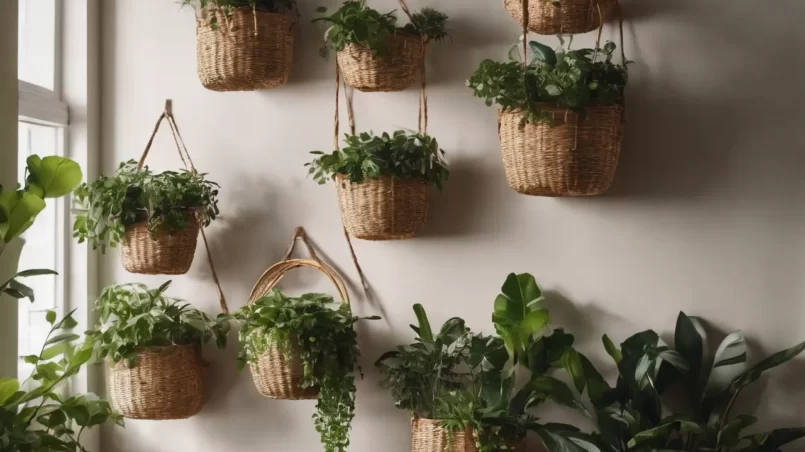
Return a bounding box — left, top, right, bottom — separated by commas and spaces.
16, 0, 69, 383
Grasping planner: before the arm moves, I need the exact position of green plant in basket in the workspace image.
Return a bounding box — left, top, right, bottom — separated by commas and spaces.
306, 130, 449, 189
85, 281, 230, 367
468, 39, 629, 124
563, 313, 805, 452
313, 1, 448, 57
72, 160, 220, 254
180, 0, 296, 30
234, 290, 380, 452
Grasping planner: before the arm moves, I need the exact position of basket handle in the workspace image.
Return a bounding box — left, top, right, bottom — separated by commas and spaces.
247, 227, 350, 305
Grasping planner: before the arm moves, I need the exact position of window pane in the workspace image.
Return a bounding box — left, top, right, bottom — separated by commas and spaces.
18, 0, 55, 90
17, 122, 62, 376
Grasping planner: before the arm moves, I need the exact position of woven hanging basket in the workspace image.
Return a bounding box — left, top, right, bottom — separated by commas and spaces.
411, 418, 478, 452
120, 211, 199, 275
196, 7, 295, 91
250, 336, 319, 400
498, 105, 623, 196
503, 0, 615, 35
108, 344, 204, 420
337, 33, 423, 92
337, 175, 430, 241
246, 230, 350, 400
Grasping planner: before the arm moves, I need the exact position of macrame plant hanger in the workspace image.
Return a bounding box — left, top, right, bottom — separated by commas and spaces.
137, 100, 230, 314
333, 0, 430, 291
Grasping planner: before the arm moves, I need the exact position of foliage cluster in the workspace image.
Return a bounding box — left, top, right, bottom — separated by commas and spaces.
307, 130, 449, 189
314, 1, 448, 57
85, 281, 230, 367
234, 290, 379, 452
73, 160, 220, 254
181, 0, 296, 30
468, 39, 629, 124
0, 311, 123, 451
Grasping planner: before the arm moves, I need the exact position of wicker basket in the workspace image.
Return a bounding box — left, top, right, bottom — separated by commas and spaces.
411, 418, 478, 452
196, 7, 295, 91
250, 335, 319, 400
247, 236, 350, 400
120, 211, 199, 275
108, 344, 204, 420
337, 175, 430, 241
337, 33, 423, 92
498, 105, 623, 196
503, 0, 615, 35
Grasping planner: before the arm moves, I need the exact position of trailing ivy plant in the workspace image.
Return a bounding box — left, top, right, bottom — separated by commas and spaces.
85, 281, 230, 368
313, 1, 448, 57
0, 154, 82, 303
468, 39, 629, 124
181, 0, 296, 30
72, 160, 220, 254
565, 313, 805, 452
306, 130, 449, 189
0, 309, 124, 451
234, 290, 380, 452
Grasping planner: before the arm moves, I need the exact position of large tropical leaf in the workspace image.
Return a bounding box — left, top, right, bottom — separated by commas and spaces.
412, 304, 433, 342
492, 272, 546, 367
25, 155, 83, 198
675, 312, 704, 393
0, 190, 46, 242
738, 428, 805, 452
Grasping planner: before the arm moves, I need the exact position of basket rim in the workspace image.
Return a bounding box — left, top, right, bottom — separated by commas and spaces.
340, 30, 424, 52
335, 173, 430, 184
499, 102, 625, 116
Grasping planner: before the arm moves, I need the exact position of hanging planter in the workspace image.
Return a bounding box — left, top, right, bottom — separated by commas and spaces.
87, 281, 231, 420
468, 29, 629, 196
314, 1, 448, 92
411, 418, 478, 452
236, 227, 380, 451
73, 103, 224, 277
307, 131, 449, 240
192, 2, 297, 91
503, 0, 616, 35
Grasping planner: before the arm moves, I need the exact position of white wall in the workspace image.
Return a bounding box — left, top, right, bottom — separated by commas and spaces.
100, 0, 805, 450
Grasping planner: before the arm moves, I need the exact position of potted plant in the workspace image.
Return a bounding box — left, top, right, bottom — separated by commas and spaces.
565, 312, 805, 451
73, 159, 220, 275
235, 289, 379, 452
469, 39, 628, 196
182, 0, 297, 91
86, 281, 230, 420
306, 130, 449, 240
503, 0, 617, 35
314, 0, 448, 92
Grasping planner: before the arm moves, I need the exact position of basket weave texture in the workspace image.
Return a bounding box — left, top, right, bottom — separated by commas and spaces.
337, 33, 423, 92
250, 336, 319, 400
197, 8, 295, 91
503, 0, 615, 34
498, 105, 623, 196
108, 344, 204, 420
120, 211, 199, 275
337, 175, 430, 240
411, 418, 479, 452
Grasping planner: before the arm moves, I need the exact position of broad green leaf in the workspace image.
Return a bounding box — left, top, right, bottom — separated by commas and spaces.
603, 334, 622, 364
45, 333, 80, 346
658, 349, 690, 373
742, 428, 805, 451
713, 331, 747, 368
529, 376, 589, 415
529, 41, 558, 66
732, 341, 805, 390
13, 268, 58, 278
534, 426, 594, 452
579, 353, 611, 408
0, 378, 20, 405
46, 310, 57, 325
520, 309, 549, 341
41, 342, 70, 360
561, 348, 585, 393
717, 414, 757, 447
0, 190, 46, 243
675, 312, 703, 385
26, 155, 83, 198
413, 304, 433, 342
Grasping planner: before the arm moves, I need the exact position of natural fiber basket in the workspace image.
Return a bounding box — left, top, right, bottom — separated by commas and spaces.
108, 344, 204, 420
337, 33, 423, 92
120, 211, 199, 275
247, 232, 350, 400
503, 0, 615, 35
498, 105, 623, 196
411, 418, 478, 452
197, 7, 295, 91
337, 175, 430, 240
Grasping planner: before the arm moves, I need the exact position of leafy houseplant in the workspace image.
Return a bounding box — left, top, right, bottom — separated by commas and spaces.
468, 40, 628, 125
234, 290, 379, 452
86, 282, 230, 420
0, 310, 123, 451
314, 1, 448, 92
568, 312, 805, 451
181, 0, 296, 30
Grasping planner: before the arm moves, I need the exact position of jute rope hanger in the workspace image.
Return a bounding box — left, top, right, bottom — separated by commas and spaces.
138, 99, 230, 314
